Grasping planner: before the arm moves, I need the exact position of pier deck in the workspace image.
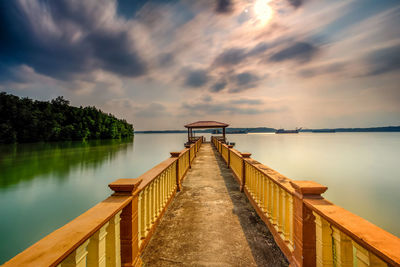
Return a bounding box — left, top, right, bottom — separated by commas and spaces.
141, 143, 288, 266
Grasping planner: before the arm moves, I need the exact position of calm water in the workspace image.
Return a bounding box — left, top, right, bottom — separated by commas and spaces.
0, 132, 399, 263
227, 132, 400, 238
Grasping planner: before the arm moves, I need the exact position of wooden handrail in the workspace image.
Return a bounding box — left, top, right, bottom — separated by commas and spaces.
305, 198, 400, 266
137, 157, 177, 191
3, 195, 132, 267
213, 138, 400, 267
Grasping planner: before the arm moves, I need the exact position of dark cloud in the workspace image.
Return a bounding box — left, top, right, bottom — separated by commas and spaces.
365, 44, 400, 76
229, 72, 260, 93
230, 99, 263, 105
87, 31, 146, 77
210, 80, 227, 92
216, 0, 233, 14
236, 72, 259, 86
213, 48, 247, 67
184, 69, 209, 88
213, 43, 270, 67
158, 53, 175, 68
287, 0, 304, 8
269, 42, 318, 63
0, 1, 147, 81
247, 43, 270, 57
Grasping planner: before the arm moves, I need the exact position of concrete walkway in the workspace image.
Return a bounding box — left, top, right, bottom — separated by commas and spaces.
141, 143, 288, 267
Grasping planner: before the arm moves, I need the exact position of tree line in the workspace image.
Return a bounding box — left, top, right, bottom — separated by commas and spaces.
0, 92, 134, 143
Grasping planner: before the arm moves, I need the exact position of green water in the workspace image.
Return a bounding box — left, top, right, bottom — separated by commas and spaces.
0, 132, 399, 263
0, 134, 187, 264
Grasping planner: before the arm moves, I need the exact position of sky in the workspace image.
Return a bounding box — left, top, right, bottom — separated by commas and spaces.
0, 0, 399, 130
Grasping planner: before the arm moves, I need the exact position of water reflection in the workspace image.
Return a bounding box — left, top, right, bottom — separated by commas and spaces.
0, 138, 134, 264
0, 138, 134, 188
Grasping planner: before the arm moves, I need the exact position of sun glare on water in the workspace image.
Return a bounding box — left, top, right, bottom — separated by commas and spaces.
254, 0, 273, 25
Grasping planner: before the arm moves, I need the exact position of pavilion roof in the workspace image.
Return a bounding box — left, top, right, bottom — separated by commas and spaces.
184, 121, 229, 129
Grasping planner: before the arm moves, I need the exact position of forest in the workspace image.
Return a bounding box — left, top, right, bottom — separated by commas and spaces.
0, 92, 134, 143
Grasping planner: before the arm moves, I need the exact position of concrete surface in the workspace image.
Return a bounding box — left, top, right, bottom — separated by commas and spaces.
141, 143, 289, 266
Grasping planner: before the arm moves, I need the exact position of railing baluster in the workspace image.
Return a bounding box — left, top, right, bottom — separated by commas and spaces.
331, 226, 352, 267
284, 191, 291, 245
87, 222, 109, 267
59, 240, 90, 267
263, 175, 268, 214
278, 188, 284, 235
352, 241, 387, 267
272, 183, 278, 226
267, 179, 273, 218
106, 211, 122, 267
139, 192, 145, 245
314, 212, 333, 267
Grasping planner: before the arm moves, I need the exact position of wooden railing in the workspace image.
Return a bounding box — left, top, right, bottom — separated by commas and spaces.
211, 136, 400, 267
4, 137, 203, 267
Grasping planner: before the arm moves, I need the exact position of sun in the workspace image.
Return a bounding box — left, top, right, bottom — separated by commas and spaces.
253, 0, 273, 25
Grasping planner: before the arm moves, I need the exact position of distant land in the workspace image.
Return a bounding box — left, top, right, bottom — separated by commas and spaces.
135, 126, 400, 134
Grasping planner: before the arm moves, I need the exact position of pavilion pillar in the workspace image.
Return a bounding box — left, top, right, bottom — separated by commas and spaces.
187, 128, 190, 143
222, 127, 226, 143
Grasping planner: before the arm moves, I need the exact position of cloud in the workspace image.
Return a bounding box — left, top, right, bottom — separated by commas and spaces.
210, 80, 228, 92
229, 72, 260, 93
298, 62, 347, 78
230, 98, 263, 105
106, 98, 168, 118
215, 0, 233, 14
213, 48, 247, 67
184, 69, 209, 88
158, 53, 175, 68
287, 0, 305, 9
135, 103, 167, 117
181, 96, 283, 116
269, 42, 318, 63
364, 44, 400, 76
0, 0, 147, 80
213, 43, 270, 67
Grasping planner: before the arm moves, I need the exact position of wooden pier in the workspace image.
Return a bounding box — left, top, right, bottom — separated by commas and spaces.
3, 127, 400, 266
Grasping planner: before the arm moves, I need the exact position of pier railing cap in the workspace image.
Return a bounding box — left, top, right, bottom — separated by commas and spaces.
240, 152, 252, 158
109, 178, 143, 194
170, 152, 181, 157
184, 144, 191, 148
290, 181, 327, 196
228, 145, 234, 148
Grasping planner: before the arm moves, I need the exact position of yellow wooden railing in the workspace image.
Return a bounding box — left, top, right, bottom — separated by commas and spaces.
178, 148, 190, 181
221, 144, 229, 164
211, 136, 400, 267
4, 137, 203, 267
229, 149, 243, 183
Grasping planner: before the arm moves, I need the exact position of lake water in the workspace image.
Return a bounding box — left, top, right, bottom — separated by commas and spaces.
0, 132, 399, 263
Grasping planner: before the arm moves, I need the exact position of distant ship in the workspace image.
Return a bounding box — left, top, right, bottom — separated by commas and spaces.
275, 127, 302, 134
312, 129, 336, 133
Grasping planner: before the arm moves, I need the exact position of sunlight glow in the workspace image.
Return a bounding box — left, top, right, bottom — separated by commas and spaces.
254, 0, 273, 25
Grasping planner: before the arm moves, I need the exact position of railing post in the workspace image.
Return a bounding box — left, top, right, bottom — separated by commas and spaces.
185, 144, 191, 168
170, 152, 181, 191
290, 181, 328, 267
227, 145, 233, 167
109, 178, 143, 267
240, 153, 251, 192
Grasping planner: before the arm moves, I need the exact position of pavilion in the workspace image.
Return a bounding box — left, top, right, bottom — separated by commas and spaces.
184, 121, 229, 143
